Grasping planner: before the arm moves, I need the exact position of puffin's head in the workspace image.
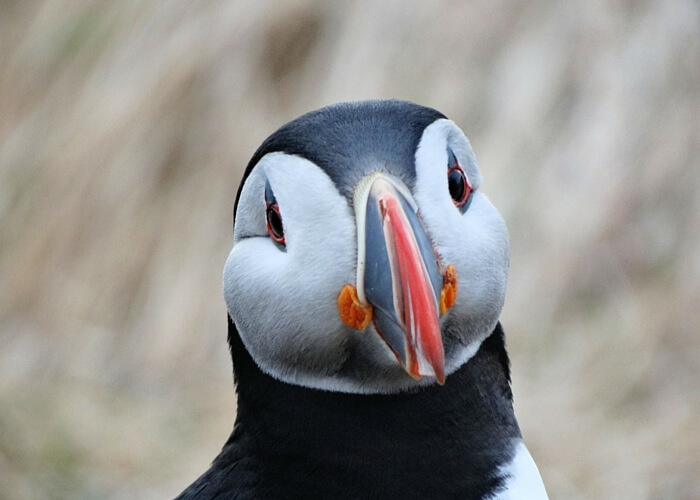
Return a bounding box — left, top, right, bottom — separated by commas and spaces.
223, 100, 509, 394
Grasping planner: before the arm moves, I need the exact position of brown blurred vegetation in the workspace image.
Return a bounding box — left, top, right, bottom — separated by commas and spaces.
1, 1, 698, 498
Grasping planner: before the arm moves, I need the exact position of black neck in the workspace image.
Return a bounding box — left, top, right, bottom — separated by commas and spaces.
180, 320, 521, 499
228, 316, 516, 421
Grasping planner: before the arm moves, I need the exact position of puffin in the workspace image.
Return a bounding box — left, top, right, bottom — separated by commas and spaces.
176, 100, 548, 499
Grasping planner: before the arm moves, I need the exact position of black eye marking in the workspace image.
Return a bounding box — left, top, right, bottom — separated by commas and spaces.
447, 148, 473, 211
265, 181, 285, 247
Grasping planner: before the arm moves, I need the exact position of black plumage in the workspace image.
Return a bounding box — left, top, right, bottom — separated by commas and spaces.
176, 320, 520, 500
234, 99, 446, 208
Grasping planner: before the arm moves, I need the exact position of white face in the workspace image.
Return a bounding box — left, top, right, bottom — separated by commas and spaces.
223, 119, 509, 394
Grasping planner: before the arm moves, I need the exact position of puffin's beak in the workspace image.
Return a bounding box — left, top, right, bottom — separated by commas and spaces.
354, 173, 446, 384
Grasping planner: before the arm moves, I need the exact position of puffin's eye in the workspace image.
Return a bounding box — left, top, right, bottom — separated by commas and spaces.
447, 150, 472, 209
266, 203, 285, 244
264, 181, 285, 246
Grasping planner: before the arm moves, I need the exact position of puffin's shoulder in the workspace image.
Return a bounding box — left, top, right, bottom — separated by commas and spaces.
492, 441, 549, 499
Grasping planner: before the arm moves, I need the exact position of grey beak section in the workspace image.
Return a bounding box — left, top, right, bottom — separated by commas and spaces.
362, 195, 407, 360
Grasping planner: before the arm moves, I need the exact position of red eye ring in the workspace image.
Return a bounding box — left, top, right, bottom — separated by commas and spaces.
447, 164, 472, 208
266, 203, 285, 245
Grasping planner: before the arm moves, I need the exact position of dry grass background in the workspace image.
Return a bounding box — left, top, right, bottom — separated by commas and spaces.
1, 0, 698, 498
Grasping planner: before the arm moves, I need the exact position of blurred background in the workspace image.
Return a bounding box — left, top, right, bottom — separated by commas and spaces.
1, 0, 698, 498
